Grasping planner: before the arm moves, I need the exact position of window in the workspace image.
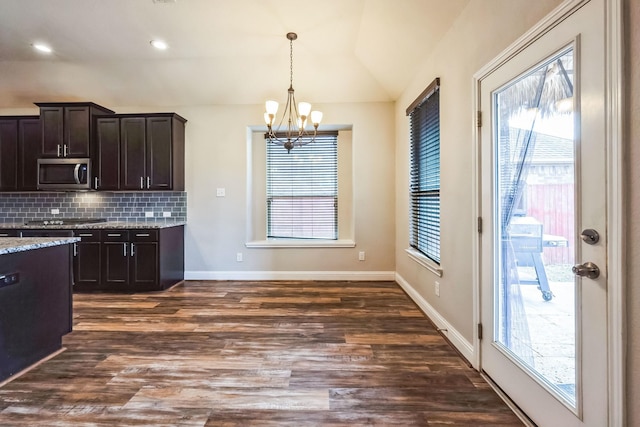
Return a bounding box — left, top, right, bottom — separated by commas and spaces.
266, 132, 338, 240
407, 78, 441, 263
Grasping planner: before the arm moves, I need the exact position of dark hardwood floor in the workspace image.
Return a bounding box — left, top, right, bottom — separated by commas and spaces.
0, 281, 523, 426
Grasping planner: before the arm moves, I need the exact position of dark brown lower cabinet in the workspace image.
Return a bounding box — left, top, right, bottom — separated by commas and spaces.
72, 226, 183, 292
73, 230, 102, 290
129, 231, 159, 291
101, 230, 130, 290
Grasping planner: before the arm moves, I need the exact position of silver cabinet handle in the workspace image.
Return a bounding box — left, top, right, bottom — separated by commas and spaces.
123, 242, 127, 257
57, 144, 61, 157
78, 233, 93, 237
140, 176, 144, 189
94, 177, 99, 189
131, 243, 135, 256
63, 144, 68, 157
108, 233, 121, 237
147, 177, 151, 189
136, 233, 150, 237
73, 243, 78, 256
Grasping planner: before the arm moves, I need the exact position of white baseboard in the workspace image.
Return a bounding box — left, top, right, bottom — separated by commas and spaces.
395, 273, 476, 364
184, 270, 396, 281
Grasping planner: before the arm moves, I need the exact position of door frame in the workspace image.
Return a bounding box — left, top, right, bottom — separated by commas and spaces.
470, 0, 625, 424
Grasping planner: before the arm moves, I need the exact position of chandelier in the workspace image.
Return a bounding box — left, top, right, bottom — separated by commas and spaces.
264, 32, 323, 152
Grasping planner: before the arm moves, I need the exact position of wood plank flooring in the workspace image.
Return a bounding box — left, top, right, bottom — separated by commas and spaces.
0, 281, 524, 426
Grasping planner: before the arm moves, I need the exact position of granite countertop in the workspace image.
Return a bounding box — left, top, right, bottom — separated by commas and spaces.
0, 237, 80, 255
0, 221, 186, 230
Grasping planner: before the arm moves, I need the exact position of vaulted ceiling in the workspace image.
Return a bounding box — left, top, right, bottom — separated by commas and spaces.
0, 0, 470, 108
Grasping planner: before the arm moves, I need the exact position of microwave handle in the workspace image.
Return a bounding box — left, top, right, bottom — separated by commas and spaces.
74, 163, 81, 184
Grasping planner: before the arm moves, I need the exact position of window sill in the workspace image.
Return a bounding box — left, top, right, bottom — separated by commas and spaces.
405, 248, 443, 277
246, 239, 356, 248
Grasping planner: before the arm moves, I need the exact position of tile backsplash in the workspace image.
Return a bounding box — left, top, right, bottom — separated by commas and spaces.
0, 192, 186, 223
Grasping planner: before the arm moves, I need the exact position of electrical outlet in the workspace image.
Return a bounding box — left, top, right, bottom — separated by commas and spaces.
236, 252, 243, 262
145, 211, 154, 218
51, 208, 60, 215
435, 281, 440, 297
162, 211, 171, 218
358, 251, 365, 261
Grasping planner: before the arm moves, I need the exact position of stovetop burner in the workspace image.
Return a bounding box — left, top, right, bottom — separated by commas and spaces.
24, 218, 107, 226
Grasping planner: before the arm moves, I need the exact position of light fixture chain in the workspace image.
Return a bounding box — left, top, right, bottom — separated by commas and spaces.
289, 37, 294, 88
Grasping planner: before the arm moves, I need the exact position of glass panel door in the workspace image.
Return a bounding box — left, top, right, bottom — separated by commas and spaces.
493, 47, 577, 406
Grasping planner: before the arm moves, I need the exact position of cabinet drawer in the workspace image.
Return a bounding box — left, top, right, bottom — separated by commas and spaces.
0, 230, 19, 237
101, 230, 129, 242
73, 230, 100, 241
131, 230, 158, 241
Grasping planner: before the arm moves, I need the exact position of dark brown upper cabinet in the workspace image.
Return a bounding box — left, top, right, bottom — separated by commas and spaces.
95, 116, 121, 190
0, 119, 19, 191
36, 102, 114, 158
97, 113, 185, 191
18, 117, 41, 191
0, 116, 40, 191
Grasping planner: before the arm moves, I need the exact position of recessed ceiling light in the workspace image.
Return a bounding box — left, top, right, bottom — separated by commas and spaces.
32, 43, 52, 53
150, 40, 168, 50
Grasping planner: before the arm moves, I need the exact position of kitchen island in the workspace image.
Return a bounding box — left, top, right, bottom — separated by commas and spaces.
0, 237, 78, 383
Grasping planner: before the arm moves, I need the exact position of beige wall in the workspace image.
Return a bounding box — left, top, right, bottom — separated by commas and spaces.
625, 0, 639, 424
394, 0, 563, 343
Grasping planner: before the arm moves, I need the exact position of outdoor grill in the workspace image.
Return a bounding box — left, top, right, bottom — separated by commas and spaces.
509, 216, 554, 301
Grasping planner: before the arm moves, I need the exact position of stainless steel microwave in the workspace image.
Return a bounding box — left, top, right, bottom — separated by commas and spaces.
37, 158, 91, 190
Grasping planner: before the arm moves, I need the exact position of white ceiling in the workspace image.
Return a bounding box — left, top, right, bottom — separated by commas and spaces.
0, 0, 470, 109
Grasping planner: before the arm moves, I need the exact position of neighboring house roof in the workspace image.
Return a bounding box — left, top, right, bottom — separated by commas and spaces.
531, 132, 573, 164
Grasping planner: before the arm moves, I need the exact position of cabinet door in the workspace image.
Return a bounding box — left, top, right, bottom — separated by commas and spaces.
18, 118, 41, 191
146, 116, 172, 190
101, 231, 130, 290
130, 241, 159, 290
0, 119, 18, 191
64, 106, 90, 157
121, 117, 146, 190
40, 107, 64, 157
73, 238, 101, 290
96, 117, 120, 190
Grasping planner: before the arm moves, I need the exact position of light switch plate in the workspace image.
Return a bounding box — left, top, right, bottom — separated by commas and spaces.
162, 211, 171, 218
216, 188, 226, 197
145, 211, 154, 218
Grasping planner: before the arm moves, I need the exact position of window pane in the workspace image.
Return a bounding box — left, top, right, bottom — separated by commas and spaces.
267, 134, 338, 239
409, 82, 441, 263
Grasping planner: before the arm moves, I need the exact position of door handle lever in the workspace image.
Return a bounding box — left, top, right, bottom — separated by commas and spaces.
572, 262, 600, 279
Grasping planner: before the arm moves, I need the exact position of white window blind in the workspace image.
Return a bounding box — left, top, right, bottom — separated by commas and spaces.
408, 78, 441, 263
266, 133, 338, 239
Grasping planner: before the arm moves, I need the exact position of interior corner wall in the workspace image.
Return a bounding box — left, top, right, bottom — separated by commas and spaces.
625, 0, 639, 424
394, 0, 564, 348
